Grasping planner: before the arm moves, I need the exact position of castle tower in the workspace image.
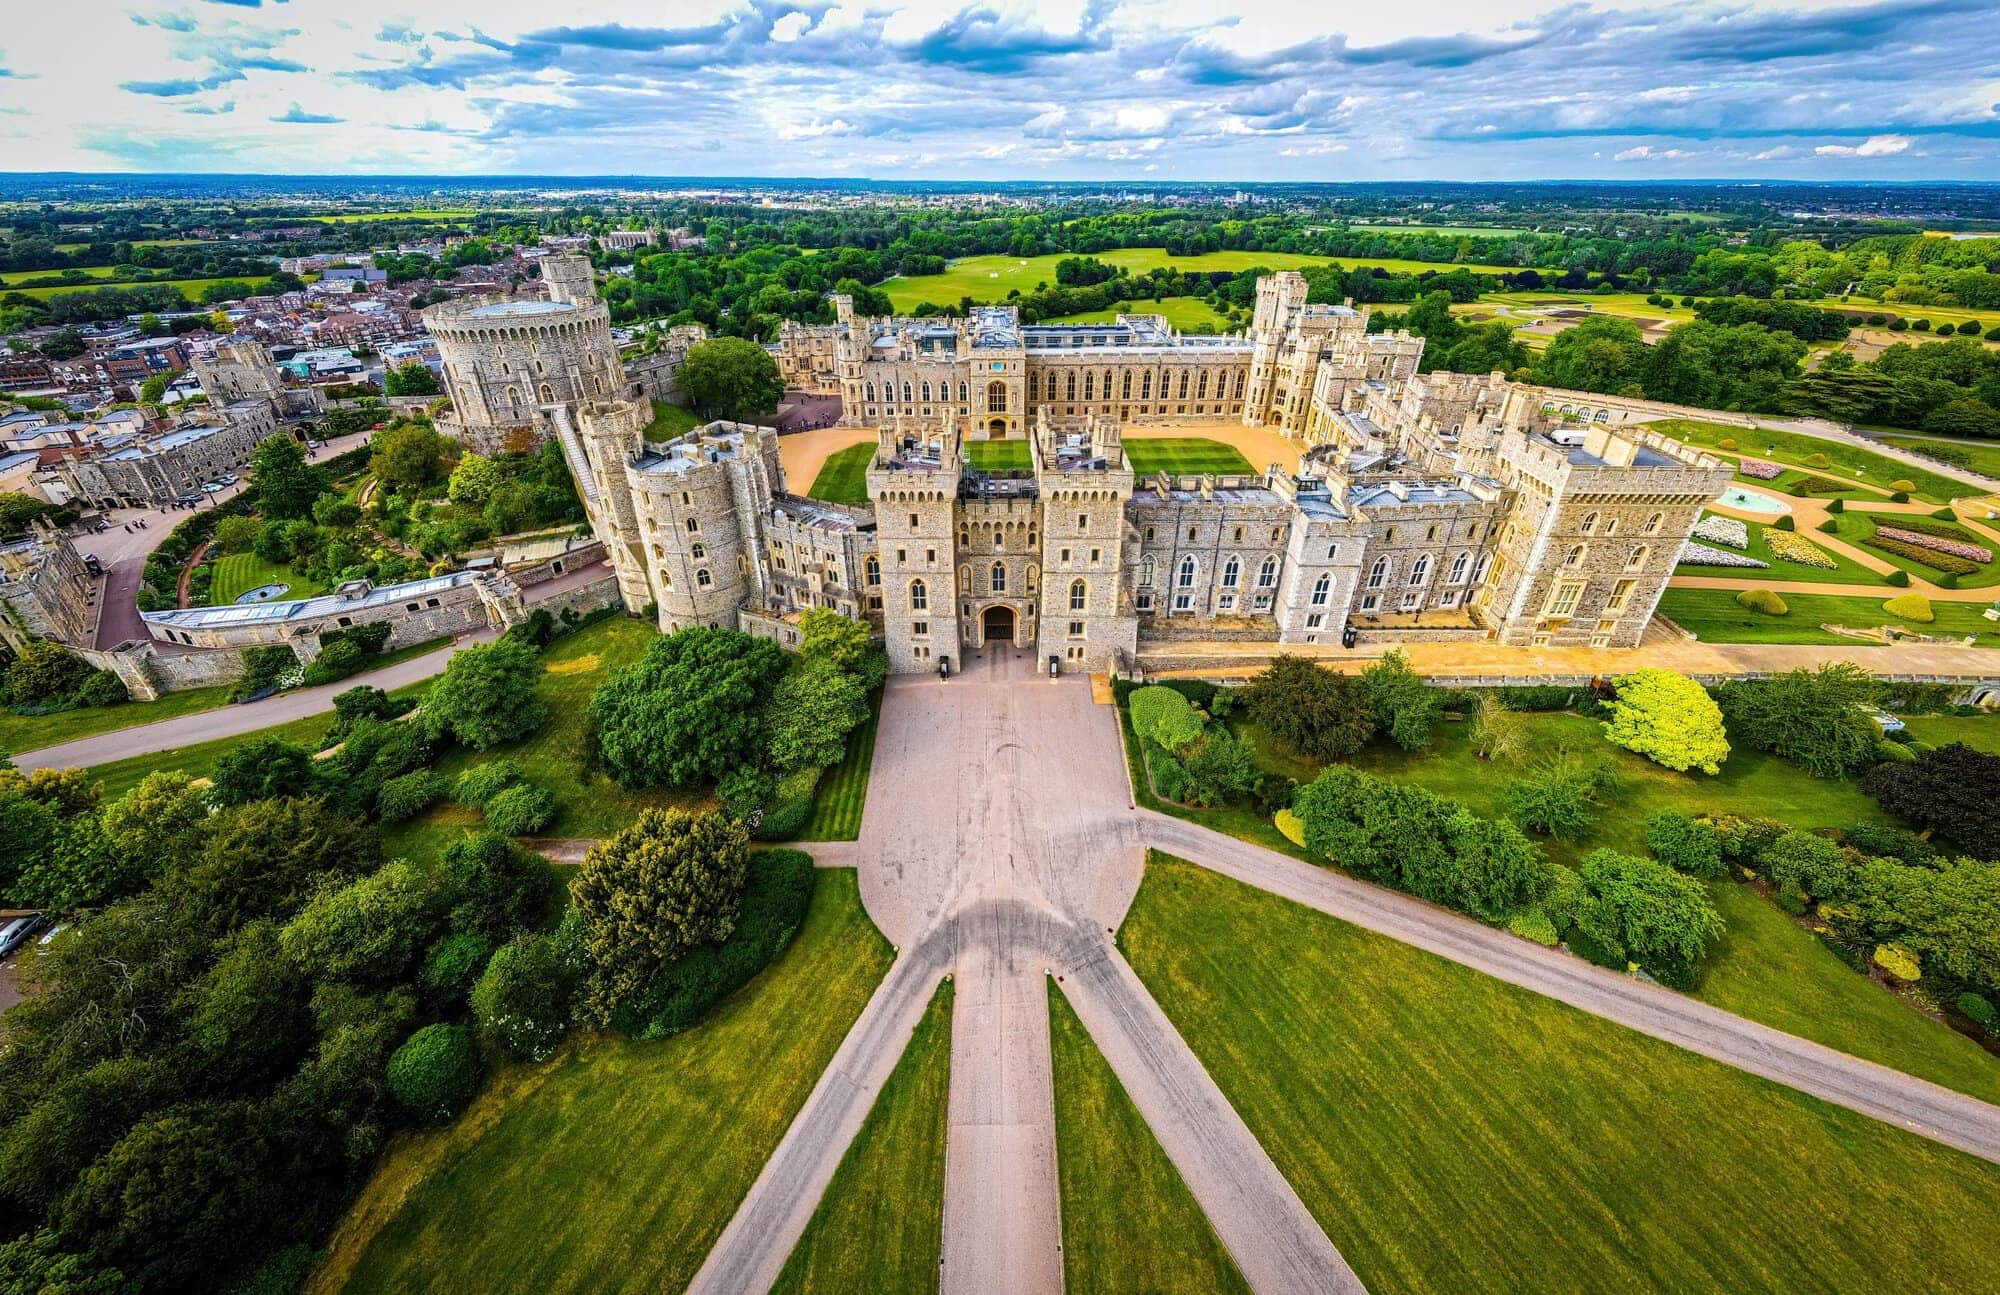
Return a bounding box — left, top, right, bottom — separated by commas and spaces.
866, 422, 962, 673
565, 400, 656, 615
541, 253, 598, 307
1243, 271, 1308, 426
1032, 415, 1137, 672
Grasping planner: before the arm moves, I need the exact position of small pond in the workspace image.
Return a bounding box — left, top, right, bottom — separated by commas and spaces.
234, 583, 292, 605
1715, 486, 1792, 516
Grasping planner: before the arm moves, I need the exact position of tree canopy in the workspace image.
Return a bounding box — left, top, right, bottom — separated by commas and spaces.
587, 627, 788, 788
679, 337, 785, 422
1602, 669, 1729, 775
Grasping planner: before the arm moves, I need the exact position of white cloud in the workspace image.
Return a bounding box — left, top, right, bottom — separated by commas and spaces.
1814, 133, 1916, 157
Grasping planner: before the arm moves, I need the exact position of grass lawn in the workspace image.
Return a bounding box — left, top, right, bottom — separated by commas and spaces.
8, 275, 274, 302
1049, 295, 1232, 333
207, 551, 330, 605
1878, 433, 2000, 480
1124, 437, 1256, 476
0, 264, 122, 285
800, 695, 878, 842
806, 442, 874, 506
643, 399, 703, 443
322, 869, 895, 1295
771, 979, 952, 1294
1828, 508, 2000, 587
1121, 856, 2000, 1294
963, 438, 1032, 473
1675, 513, 1883, 586
384, 618, 701, 864
1048, 980, 1250, 1295
1650, 419, 1967, 504
1349, 222, 1533, 238
1475, 291, 1700, 326
1901, 713, 2000, 752
1, 684, 235, 757
1657, 586, 2000, 645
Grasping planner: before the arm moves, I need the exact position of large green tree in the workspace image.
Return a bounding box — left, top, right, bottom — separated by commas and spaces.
423, 638, 547, 750
1533, 316, 1648, 395
1716, 663, 1879, 779
761, 655, 870, 773
248, 434, 326, 520
570, 808, 751, 1024
1245, 656, 1377, 761
587, 627, 787, 788
1602, 668, 1729, 775
679, 337, 785, 422
369, 421, 452, 492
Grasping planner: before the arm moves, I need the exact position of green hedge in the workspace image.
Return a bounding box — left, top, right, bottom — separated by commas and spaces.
609, 849, 816, 1039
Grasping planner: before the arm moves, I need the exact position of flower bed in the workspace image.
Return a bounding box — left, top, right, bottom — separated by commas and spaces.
1679, 541, 1770, 570
1763, 529, 1839, 570
1691, 515, 1750, 550
1887, 516, 1983, 545
1737, 458, 1784, 480
1867, 533, 1982, 576
1876, 525, 1992, 565
1792, 475, 1847, 494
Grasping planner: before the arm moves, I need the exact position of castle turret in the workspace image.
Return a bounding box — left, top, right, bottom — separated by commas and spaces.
541, 253, 597, 307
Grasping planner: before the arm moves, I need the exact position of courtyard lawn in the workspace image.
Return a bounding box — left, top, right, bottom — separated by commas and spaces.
806, 442, 874, 506
800, 695, 878, 842
771, 980, 952, 1295
1650, 419, 1968, 505
1878, 433, 2000, 481
964, 438, 1033, 472
320, 869, 895, 1295
385, 617, 701, 864
1124, 438, 1257, 476
207, 551, 329, 605
1048, 981, 1251, 1295
643, 399, 703, 443
1050, 295, 1232, 333
1674, 513, 1883, 586
1656, 586, 2000, 646
1121, 856, 2000, 1295
1828, 508, 2000, 588
0, 684, 235, 757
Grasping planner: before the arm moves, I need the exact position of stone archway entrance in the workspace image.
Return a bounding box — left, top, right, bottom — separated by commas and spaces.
988, 417, 1007, 437
981, 604, 1016, 647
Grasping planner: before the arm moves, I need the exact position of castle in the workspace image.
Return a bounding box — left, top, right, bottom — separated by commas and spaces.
468, 270, 1733, 673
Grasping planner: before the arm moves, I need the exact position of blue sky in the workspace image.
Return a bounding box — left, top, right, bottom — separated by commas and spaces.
0, 0, 1996, 178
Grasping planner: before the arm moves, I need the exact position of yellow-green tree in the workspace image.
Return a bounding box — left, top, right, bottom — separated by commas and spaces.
1602, 668, 1729, 775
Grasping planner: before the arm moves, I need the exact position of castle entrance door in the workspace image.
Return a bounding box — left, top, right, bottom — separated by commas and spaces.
989, 418, 1007, 437
981, 604, 1016, 648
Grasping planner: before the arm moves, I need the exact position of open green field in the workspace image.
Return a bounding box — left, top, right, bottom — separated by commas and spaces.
1657, 586, 2000, 645
1124, 437, 1256, 476
1121, 856, 2000, 1294
772, 979, 951, 1294
1675, 512, 1883, 586
963, 439, 1032, 473
4, 275, 274, 302
806, 441, 874, 506
1902, 713, 2000, 752
1347, 223, 1533, 239
324, 868, 894, 1295
207, 552, 329, 605
1650, 419, 1967, 504
1048, 982, 1250, 1295
800, 695, 878, 842
1837, 296, 1998, 331
0, 265, 121, 285
643, 399, 703, 443
1050, 295, 1232, 333
302, 210, 480, 224
1, 684, 235, 757
1877, 433, 2000, 481
880, 249, 1533, 312
1470, 291, 1701, 326
387, 617, 703, 862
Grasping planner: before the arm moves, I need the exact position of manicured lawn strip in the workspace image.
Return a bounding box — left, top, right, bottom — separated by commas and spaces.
1675, 512, 1883, 587
207, 551, 330, 605
1694, 882, 2000, 1105
1901, 714, 2000, 752
807, 442, 875, 506
643, 400, 704, 443
1650, 419, 1965, 504
771, 979, 952, 1295
963, 439, 1032, 473
2, 684, 235, 756
328, 869, 895, 1295
1048, 980, 1250, 1295
1124, 438, 1257, 476
1878, 434, 2000, 481
1656, 586, 2000, 645
800, 694, 878, 842
1121, 857, 2000, 1295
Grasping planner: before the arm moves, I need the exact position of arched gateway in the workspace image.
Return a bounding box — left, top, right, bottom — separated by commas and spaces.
981, 604, 1016, 647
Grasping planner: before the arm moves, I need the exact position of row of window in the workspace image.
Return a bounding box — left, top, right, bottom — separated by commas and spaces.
1577, 510, 1666, 537
1027, 368, 1248, 404
908, 576, 1091, 611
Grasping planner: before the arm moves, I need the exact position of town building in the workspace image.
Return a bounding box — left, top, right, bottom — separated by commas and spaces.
54, 401, 279, 509
0, 523, 93, 651
599, 229, 657, 251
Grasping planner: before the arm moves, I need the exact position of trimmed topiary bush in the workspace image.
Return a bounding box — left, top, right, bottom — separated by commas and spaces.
1274, 807, 1306, 846
1129, 685, 1207, 752
1959, 992, 1996, 1034
1889, 491, 1910, 503
1772, 514, 1795, 531
1717, 437, 1738, 451
1931, 507, 1958, 521
1882, 592, 1935, 623
1804, 453, 1831, 468
1889, 479, 1916, 493
1874, 739, 1916, 763
1885, 569, 1911, 587
386, 1023, 481, 1123
1818, 518, 1840, 533
1735, 588, 1788, 616
1872, 942, 1921, 982
484, 781, 558, 836
1827, 498, 1845, 514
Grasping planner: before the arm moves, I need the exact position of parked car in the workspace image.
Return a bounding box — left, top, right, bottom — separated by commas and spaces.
82, 553, 102, 575
200, 481, 225, 494
0, 913, 45, 959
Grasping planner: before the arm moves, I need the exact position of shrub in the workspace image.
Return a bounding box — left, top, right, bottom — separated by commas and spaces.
1274, 808, 1307, 847
1361, 650, 1442, 750
1872, 942, 1922, 982
1842, 821, 1938, 866
1882, 593, 1935, 623
377, 770, 446, 823
472, 931, 581, 1060
1861, 742, 2000, 858
1889, 491, 1910, 503
1245, 657, 1376, 760
1508, 907, 1559, 946
1501, 756, 1614, 839
74, 671, 127, 708
1958, 992, 1997, 1034
1129, 685, 1207, 752
483, 782, 557, 836
1772, 514, 1795, 531
1775, 883, 1808, 915
1602, 668, 1729, 775
1885, 569, 1911, 587
1565, 924, 1627, 969
232, 644, 297, 701
1888, 479, 1917, 493
419, 931, 494, 1006
1828, 498, 1846, 513
386, 1023, 481, 1123
1734, 588, 1788, 616
751, 765, 820, 841
1572, 849, 1725, 989
1717, 437, 1738, 450
1874, 739, 1915, 763
607, 849, 814, 1039
1765, 830, 1855, 902
1818, 518, 1839, 534
1804, 453, 1831, 468
455, 760, 525, 809
1644, 811, 1725, 878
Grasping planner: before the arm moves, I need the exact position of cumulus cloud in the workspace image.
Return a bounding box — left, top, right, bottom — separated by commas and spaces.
271, 101, 342, 124
1814, 134, 1917, 157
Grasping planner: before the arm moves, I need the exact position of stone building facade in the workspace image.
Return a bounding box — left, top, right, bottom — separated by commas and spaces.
0, 524, 94, 651
562, 273, 1734, 673
56, 401, 278, 509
